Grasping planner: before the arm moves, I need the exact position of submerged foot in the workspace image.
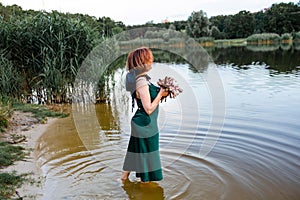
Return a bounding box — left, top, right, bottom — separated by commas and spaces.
139, 181, 160, 188
121, 171, 130, 182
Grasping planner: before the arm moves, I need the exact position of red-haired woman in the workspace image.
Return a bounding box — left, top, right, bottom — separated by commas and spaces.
121, 47, 168, 182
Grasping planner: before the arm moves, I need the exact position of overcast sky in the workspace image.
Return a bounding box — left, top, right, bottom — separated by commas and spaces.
1, 0, 298, 25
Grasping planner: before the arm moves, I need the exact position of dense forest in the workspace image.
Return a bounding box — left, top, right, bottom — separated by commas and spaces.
0, 2, 300, 103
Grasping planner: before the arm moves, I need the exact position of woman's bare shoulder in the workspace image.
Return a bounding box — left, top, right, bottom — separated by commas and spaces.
136, 76, 149, 90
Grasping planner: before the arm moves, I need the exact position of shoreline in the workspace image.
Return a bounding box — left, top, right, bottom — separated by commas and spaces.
2, 111, 58, 200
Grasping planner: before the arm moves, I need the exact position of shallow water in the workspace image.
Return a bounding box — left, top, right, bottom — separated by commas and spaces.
37, 47, 300, 199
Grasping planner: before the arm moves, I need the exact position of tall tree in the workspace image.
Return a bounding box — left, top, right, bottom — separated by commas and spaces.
253, 11, 266, 33
224, 11, 255, 39
210, 15, 227, 39
173, 20, 187, 31
263, 3, 300, 34
210, 15, 227, 33
97, 17, 125, 37
186, 10, 210, 38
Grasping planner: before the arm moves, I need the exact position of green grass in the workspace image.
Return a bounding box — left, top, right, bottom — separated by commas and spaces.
12, 102, 69, 122
0, 142, 26, 199
215, 38, 246, 47
1, 97, 69, 129
0, 142, 25, 167
0, 172, 27, 199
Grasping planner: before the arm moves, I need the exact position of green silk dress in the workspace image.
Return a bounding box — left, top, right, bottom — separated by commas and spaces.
123, 82, 163, 182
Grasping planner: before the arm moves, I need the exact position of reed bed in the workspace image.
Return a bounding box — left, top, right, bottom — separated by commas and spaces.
0, 12, 99, 103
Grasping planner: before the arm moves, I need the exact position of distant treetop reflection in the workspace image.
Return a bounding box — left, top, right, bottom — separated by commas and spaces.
209, 46, 300, 73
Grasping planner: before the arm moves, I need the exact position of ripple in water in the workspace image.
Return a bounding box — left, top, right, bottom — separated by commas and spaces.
37, 63, 300, 199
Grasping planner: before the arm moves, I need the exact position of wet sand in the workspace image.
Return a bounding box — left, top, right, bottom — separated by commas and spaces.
2, 111, 57, 200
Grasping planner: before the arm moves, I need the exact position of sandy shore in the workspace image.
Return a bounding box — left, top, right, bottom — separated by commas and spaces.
2, 111, 57, 200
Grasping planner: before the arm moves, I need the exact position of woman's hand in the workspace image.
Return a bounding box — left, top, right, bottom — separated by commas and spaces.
159, 87, 169, 97
159, 87, 170, 103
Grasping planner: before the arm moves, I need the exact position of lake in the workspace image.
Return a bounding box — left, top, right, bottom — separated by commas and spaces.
37, 46, 300, 199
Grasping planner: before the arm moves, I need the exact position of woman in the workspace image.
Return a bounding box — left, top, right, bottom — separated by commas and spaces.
121, 47, 168, 182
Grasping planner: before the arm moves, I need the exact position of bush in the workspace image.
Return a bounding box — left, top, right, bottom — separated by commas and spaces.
293, 32, 300, 41
210, 26, 222, 39
281, 33, 291, 41
196, 37, 214, 47
246, 33, 280, 44
197, 37, 214, 43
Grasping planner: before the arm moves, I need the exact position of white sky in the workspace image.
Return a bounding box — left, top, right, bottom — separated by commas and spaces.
1, 0, 298, 25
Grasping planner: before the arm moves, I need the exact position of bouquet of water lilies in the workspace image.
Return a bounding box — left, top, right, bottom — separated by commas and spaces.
157, 76, 183, 102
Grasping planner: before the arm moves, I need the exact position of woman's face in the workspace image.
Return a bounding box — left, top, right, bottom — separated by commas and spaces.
145, 62, 152, 71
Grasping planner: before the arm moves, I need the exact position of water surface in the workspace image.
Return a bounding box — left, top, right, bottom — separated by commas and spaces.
37, 47, 300, 199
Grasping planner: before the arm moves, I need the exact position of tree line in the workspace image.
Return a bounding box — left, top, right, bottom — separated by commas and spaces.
128, 2, 300, 40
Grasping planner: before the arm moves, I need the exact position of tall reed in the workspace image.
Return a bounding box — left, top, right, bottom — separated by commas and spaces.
0, 11, 99, 103
0, 51, 23, 99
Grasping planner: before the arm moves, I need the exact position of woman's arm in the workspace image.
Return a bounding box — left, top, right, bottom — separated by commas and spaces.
137, 85, 168, 115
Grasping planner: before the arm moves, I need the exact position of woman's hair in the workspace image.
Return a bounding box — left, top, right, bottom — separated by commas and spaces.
126, 47, 154, 71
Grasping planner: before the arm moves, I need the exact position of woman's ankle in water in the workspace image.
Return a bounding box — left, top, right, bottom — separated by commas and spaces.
121, 171, 130, 180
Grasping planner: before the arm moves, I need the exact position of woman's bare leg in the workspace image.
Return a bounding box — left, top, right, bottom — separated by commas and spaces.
121, 171, 130, 181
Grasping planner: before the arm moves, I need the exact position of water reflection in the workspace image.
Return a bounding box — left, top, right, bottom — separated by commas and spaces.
210, 46, 300, 73
122, 180, 164, 200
